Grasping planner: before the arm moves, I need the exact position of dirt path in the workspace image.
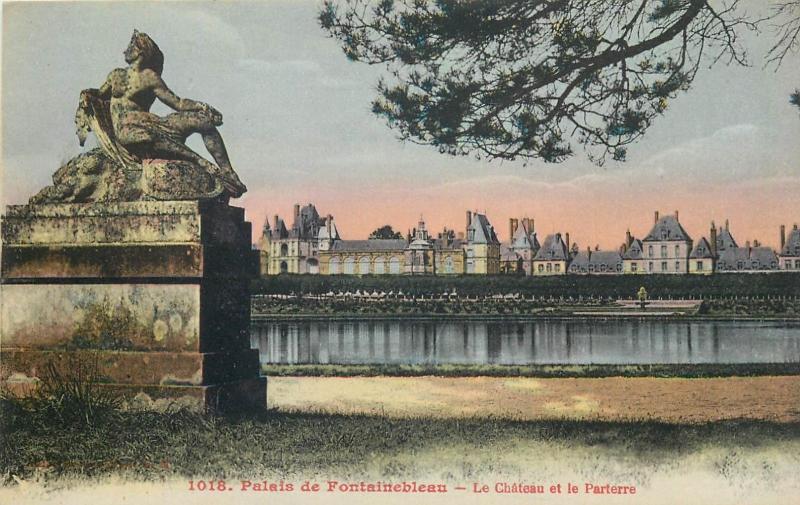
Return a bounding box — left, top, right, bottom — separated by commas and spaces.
268, 376, 800, 422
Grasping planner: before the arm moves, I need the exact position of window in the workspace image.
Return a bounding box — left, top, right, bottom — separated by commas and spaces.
661, 245, 667, 258
661, 261, 667, 271
648, 262, 653, 271
280, 243, 289, 256
389, 257, 401, 274
279, 261, 288, 274
554, 263, 560, 272
675, 245, 680, 257
675, 261, 680, 271
538, 264, 544, 273
358, 256, 370, 274
344, 257, 355, 274
648, 245, 653, 256
444, 256, 454, 274
374, 257, 385, 274
796, 259, 800, 269
631, 263, 638, 272
329, 257, 340, 275
697, 261, 704, 271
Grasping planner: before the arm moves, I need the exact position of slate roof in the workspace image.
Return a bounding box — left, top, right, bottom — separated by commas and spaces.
468, 213, 500, 245
690, 237, 715, 259
643, 215, 692, 242
330, 239, 407, 253
717, 247, 780, 271
568, 251, 623, 273
533, 234, 569, 261
715, 228, 738, 251
317, 218, 340, 241
781, 227, 800, 256
509, 221, 540, 251
622, 238, 644, 260
433, 237, 465, 250
500, 244, 521, 261
290, 204, 321, 240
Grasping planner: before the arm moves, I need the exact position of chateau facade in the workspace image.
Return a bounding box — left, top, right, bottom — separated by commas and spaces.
257, 205, 797, 277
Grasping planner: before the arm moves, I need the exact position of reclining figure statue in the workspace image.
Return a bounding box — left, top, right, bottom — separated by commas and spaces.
32, 30, 247, 203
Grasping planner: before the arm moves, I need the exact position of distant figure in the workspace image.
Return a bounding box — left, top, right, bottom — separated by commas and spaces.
76, 30, 246, 198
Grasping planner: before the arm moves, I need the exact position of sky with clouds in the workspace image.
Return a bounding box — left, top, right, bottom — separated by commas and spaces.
2, 1, 798, 249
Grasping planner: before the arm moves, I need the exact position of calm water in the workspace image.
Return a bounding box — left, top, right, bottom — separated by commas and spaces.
250, 319, 800, 365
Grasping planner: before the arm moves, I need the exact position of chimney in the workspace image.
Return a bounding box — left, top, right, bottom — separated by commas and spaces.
626, 229, 632, 247
466, 210, 472, 231
273, 214, 279, 230
654, 211, 659, 224
326, 214, 332, 237
674, 210, 679, 222
780, 225, 786, 251
710, 221, 717, 256
746, 240, 751, 249
529, 218, 535, 233
725, 219, 730, 231
794, 223, 798, 230
565, 232, 570, 253
293, 204, 300, 219
509, 218, 518, 241
753, 239, 760, 248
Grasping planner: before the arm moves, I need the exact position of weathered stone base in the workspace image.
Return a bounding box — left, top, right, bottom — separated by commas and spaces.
1, 200, 264, 412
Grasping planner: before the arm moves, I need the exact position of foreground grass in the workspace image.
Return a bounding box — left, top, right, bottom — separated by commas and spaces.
2, 396, 800, 486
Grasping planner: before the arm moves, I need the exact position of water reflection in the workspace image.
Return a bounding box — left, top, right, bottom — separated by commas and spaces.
250, 319, 800, 365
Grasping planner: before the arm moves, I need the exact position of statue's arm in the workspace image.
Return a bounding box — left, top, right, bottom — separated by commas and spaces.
149, 71, 219, 118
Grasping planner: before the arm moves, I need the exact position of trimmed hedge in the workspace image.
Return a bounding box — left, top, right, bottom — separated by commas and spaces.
252, 273, 800, 298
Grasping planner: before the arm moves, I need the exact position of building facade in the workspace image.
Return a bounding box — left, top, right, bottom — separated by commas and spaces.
533, 233, 570, 275
780, 224, 800, 270
641, 211, 693, 274
464, 211, 501, 274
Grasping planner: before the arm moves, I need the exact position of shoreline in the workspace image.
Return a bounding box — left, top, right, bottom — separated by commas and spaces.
252, 313, 800, 322
260, 362, 800, 378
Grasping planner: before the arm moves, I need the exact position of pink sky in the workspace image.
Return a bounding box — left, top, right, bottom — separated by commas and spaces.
241, 173, 797, 251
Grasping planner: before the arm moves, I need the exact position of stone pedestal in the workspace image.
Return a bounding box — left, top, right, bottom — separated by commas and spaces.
1, 200, 266, 411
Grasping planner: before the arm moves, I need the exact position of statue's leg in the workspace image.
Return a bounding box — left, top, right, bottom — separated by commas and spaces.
162, 112, 244, 189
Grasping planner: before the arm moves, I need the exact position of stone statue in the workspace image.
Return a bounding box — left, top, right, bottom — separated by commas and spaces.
32, 30, 247, 203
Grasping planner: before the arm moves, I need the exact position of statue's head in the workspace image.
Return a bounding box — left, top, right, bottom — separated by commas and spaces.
124, 30, 164, 74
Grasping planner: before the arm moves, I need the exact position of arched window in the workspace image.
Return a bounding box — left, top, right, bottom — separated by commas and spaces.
279, 261, 288, 274
359, 256, 371, 274
374, 257, 385, 274
389, 256, 401, 274
344, 257, 355, 274
307, 258, 319, 274
280, 243, 289, 256
329, 257, 340, 275
444, 256, 454, 274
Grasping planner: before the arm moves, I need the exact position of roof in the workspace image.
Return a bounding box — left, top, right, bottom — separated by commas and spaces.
534, 233, 569, 261
644, 215, 692, 242
509, 221, 540, 251
622, 238, 643, 260
690, 237, 715, 259
290, 204, 321, 239
468, 213, 500, 245
433, 237, 465, 250
782, 227, 800, 256
717, 247, 780, 271
715, 228, 738, 251
568, 250, 622, 273
317, 218, 340, 241
330, 239, 407, 253
500, 244, 521, 261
